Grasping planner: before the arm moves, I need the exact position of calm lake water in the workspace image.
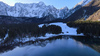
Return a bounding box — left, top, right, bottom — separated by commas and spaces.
0, 36, 100, 56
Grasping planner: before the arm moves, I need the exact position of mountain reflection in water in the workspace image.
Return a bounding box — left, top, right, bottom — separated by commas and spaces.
0, 35, 100, 56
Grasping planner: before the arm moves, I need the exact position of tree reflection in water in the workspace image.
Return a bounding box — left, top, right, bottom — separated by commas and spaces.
71, 36, 100, 53
0, 35, 100, 54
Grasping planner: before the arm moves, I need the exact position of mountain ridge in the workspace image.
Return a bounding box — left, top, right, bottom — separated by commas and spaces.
0, 0, 93, 23
65, 0, 100, 22
0, 1, 68, 20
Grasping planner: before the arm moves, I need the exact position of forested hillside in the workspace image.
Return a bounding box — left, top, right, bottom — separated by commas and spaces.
65, 0, 100, 22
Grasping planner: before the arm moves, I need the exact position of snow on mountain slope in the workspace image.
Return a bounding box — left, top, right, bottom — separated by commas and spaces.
74, 0, 92, 8
0, 1, 68, 19
0, 0, 92, 20
0, 2, 9, 15
65, 0, 92, 19
59, 6, 69, 19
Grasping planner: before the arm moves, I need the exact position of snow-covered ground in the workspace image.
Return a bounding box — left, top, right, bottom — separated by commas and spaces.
0, 22, 83, 43
15, 33, 58, 43
13, 22, 83, 43
39, 22, 83, 35
18, 22, 81, 42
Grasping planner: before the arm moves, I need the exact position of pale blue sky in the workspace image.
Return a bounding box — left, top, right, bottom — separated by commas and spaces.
0, 0, 82, 9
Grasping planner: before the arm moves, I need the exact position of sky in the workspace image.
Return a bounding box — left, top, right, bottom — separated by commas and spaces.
0, 0, 82, 9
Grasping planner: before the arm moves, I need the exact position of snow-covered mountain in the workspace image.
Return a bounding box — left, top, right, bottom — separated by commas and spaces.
0, 1, 68, 19
74, 0, 91, 8
64, 0, 92, 19
0, 0, 92, 22
0, 2, 10, 15
64, 0, 100, 22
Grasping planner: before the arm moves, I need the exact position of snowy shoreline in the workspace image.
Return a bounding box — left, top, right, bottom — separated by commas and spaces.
0, 22, 84, 44
15, 22, 83, 43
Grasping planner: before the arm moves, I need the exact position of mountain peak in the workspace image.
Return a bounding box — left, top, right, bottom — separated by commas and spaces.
38, 1, 45, 5
60, 6, 68, 10
0, 1, 9, 6
0, 1, 5, 4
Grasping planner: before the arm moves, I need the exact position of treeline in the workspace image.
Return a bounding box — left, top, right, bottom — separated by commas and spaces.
67, 21, 100, 37
0, 23, 62, 40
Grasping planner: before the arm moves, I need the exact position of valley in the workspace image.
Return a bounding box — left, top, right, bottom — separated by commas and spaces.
0, 0, 100, 56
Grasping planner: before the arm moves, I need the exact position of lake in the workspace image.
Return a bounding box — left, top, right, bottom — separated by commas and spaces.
0, 35, 100, 56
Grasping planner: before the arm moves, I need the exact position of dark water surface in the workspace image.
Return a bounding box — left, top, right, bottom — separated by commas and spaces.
0, 36, 100, 56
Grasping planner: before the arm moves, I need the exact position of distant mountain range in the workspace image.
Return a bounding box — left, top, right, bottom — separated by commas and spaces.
0, 0, 100, 23
0, 1, 68, 20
